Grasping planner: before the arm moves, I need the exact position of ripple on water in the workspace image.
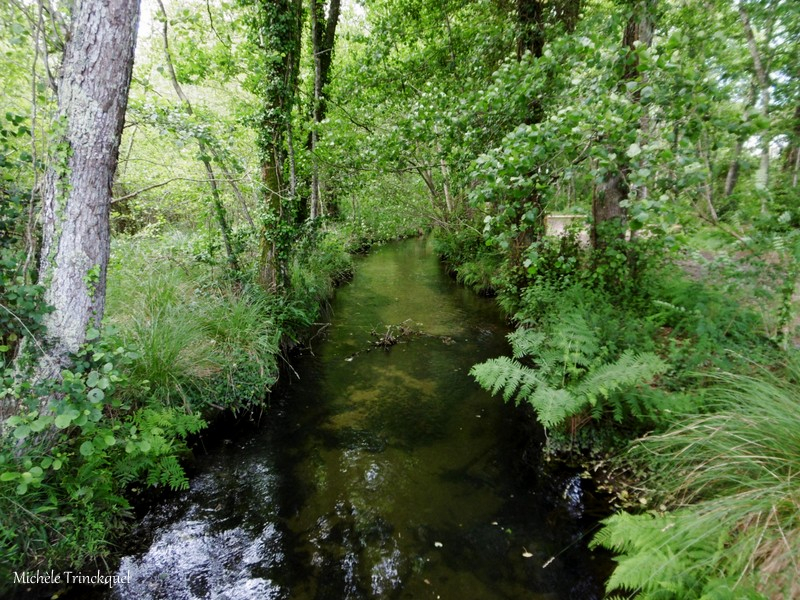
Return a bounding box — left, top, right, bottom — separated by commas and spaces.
113, 520, 283, 600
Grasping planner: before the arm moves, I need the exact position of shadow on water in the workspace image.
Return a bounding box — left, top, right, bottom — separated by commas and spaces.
103, 237, 611, 599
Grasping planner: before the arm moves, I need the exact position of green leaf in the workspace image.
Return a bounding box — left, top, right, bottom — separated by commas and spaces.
54, 413, 74, 428
0, 472, 19, 481
13, 425, 31, 440
79, 441, 95, 457
87, 388, 105, 403
29, 417, 49, 432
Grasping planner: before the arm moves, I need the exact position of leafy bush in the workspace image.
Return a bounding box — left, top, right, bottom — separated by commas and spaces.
0, 332, 204, 580
433, 226, 503, 294
0, 113, 49, 365
288, 225, 354, 306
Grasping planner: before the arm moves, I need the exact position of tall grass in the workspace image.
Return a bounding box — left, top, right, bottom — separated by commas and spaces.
105, 236, 281, 411
593, 363, 800, 599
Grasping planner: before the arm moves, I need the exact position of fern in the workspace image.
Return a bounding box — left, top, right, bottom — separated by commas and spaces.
527, 384, 586, 428
592, 508, 762, 599
469, 356, 544, 405
508, 328, 546, 359
548, 312, 599, 369
472, 319, 667, 430
146, 455, 190, 491
575, 350, 667, 421
594, 369, 800, 599
112, 407, 204, 491
592, 511, 709, 598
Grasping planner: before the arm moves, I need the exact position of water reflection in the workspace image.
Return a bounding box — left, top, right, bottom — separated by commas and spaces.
110, 238, 608, 599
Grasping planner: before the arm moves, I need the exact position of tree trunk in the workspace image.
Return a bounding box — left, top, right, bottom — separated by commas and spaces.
317, 0, 341, 124
516, 0, 545, 60
591, 175, 628, 248
309, 0, 323, 220
509, 0, 547, 270
252, 0, 303, 290
701, 133, 719, 223
591, 0, 656, 249
35, 0, 140, 380
740, 6, 772, 195
259, 144, 285, 292
724, 83, 757, 197
786, 104, 800, 188
308, 0, 341, 220
724, 139, 745, 197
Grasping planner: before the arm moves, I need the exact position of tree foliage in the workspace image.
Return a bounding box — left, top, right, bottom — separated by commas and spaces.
0, 0, 799, 591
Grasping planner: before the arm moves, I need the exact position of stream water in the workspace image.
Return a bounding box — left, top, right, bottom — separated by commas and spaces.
108, 237, 609, 600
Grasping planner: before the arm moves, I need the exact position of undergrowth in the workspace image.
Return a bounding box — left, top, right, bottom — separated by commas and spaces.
458, 223, 791, 599
0, 224, 354, 585
593, 365, 800, 599
433, 226, 503, 294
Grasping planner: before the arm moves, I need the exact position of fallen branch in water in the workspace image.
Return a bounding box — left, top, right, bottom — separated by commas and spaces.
344, 320, 458, 362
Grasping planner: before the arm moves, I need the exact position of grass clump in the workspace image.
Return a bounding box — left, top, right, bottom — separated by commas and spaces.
433, 226, 503, 294
593, 364, 800, 599
105, 234, 281, 412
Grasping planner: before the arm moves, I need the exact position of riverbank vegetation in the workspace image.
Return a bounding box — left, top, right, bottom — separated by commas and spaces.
1, 0, 798, 597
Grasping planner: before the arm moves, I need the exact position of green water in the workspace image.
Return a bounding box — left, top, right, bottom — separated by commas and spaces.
111, 238, 608, 599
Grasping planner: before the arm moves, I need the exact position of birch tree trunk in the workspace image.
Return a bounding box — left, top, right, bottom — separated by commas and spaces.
740, 6, 772, 196
36, 0, 140, 379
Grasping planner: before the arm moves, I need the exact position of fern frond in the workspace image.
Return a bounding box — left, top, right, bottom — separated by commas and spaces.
528, 385, 585, 429
549, 312, 599, 365
470, 357, 543, 405
507, 328, 545, 359
606, 547, 677, 593
574, 350, 667, 407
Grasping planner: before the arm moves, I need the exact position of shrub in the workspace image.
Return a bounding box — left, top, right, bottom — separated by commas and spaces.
0, 332, 204, 582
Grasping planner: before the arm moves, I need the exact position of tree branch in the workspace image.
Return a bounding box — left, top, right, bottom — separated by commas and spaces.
112, 176, 248, 203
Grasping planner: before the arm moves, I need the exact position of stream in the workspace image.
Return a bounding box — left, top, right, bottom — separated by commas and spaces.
107, 237, 609, 599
